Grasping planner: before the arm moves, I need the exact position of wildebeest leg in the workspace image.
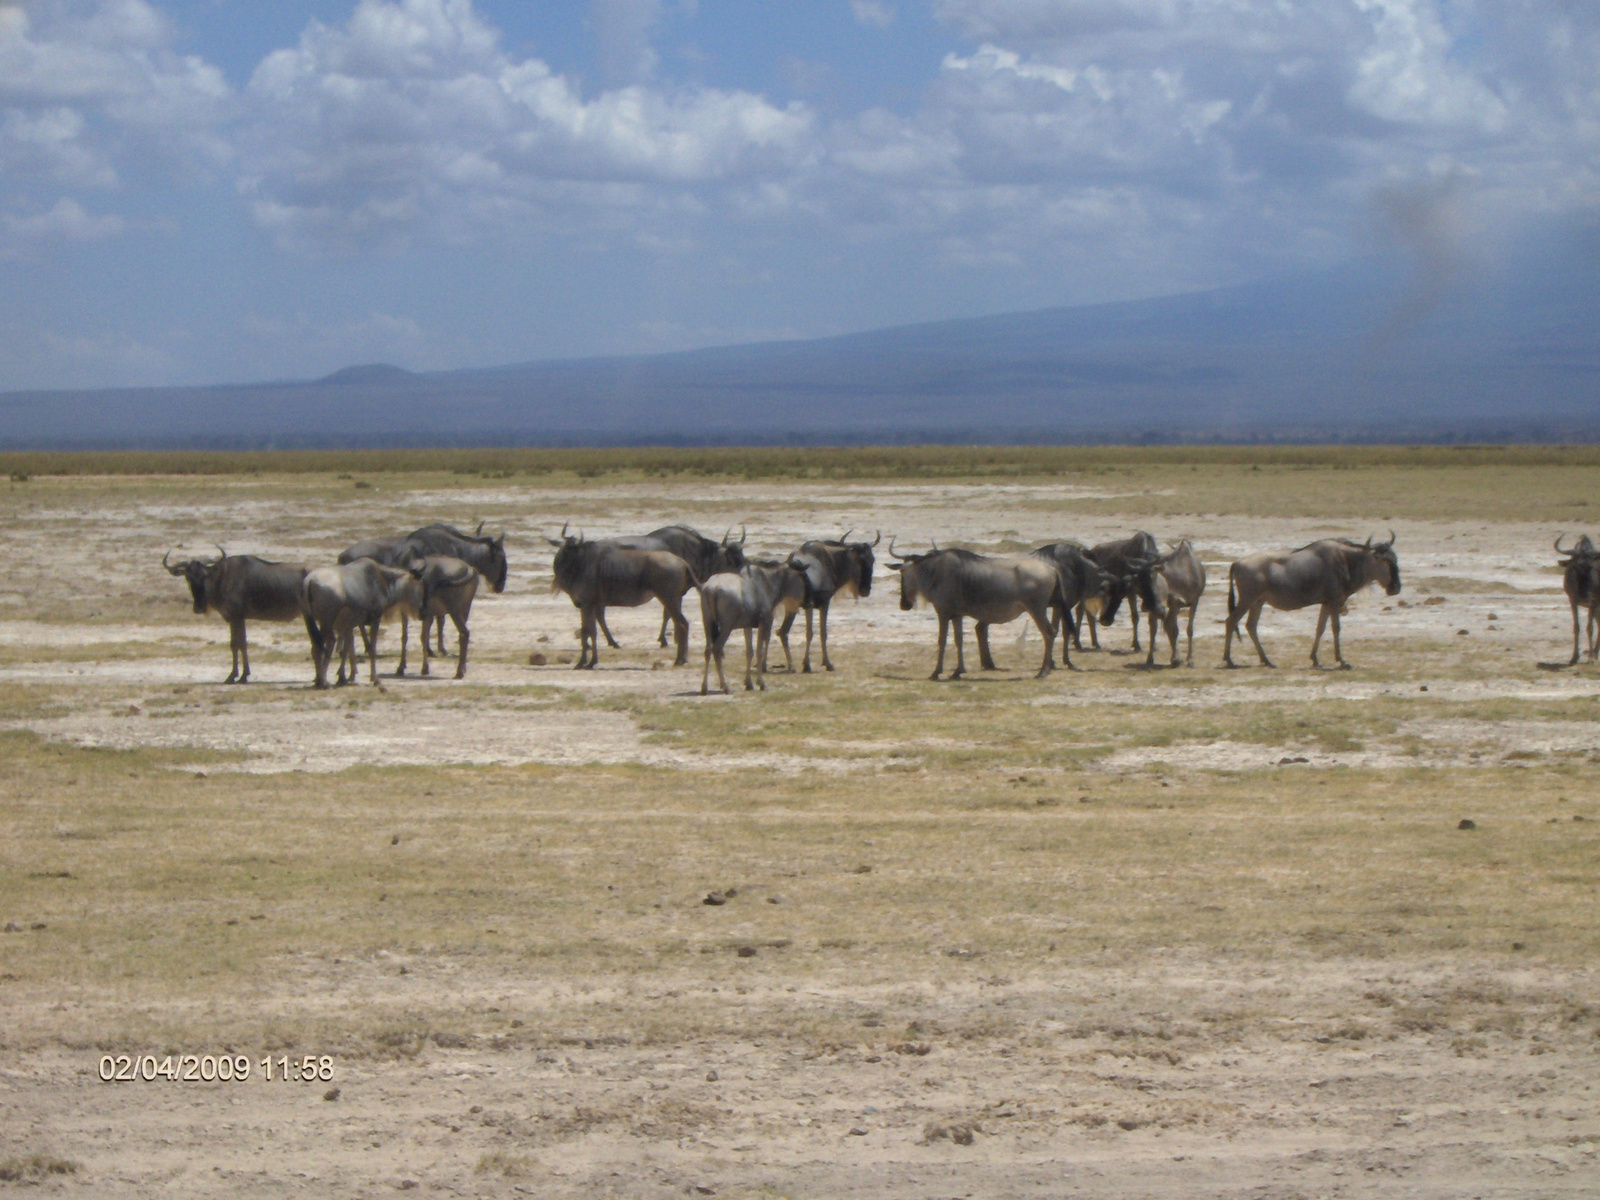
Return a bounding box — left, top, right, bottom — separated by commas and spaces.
1571, 598, 1583, 666
656, 608, 671, 649
663, 592, 691, 666
449, 612, 469, 679
742, 627, 758, 691
1310, 606, 1330, 667
818, 597, 835, 671
801, 606, 815, 673
975, 622, 998, 670
432, 615, 449, 656
1185, 602, 1198, 667
1588, 603, 1599, 662
1083, 601, 1101, 650
595, 609, 621, 649
576, 607, 596, 669
1166, 608, 1182, 668
932, 614, 949, 680
1331, 608, 1350, 669
1031, 605, 1056, 678
1144, 607, 1159, 666
361, 621, 381, 685
774, 614, 800, 672
700, 623, 715, 695
755, 617, 772, 691
1129, 595, 1142, 651
397, 613, 410, 676
950, 616, 968, 680
1245, 602, 1273, 667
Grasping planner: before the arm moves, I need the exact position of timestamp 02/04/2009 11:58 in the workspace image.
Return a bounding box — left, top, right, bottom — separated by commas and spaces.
98, 1054, 335, 1083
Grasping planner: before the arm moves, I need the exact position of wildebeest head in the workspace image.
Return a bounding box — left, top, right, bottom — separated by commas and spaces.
1368, 531, 1401, 596
1556, 533, 1598, 562
546, 523, 586, 593
715, 526, 749, 573
164, 547, 225, 614
839, 529, 879, 597
885, 536, 936, 611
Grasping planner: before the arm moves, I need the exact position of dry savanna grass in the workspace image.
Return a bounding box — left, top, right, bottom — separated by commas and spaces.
1, 453, 1598, 1197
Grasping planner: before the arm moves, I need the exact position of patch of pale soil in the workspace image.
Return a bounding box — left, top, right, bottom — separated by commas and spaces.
5, 956, 1596, 1198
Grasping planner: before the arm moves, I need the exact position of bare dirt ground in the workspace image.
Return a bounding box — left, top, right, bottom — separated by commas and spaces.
1, 463, 1598, 1197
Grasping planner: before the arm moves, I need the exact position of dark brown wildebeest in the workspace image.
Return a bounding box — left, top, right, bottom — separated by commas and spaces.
301, 559, 425, 688
547, 526, 699, 668
340, 522, 507, 657
1222, 534, 1400, 669
1031, 541, 1115, 668
394, 556, 479, 679
164, 547, 308, 683
699, 560, 810, 694
601, 526, 746, 650
774, 531, 878, 672
1556, 534, 1600, 665
1135, 540, 1207, 667
1073, 532, 1159, 652
887, 542, 1065, 680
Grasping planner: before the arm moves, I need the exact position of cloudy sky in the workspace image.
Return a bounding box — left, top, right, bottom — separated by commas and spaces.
2, 0, 1596, 390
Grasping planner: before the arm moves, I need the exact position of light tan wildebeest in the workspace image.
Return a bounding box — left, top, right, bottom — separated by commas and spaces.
394, 556, 479, 679
699, 560, 810, 694
1556, 533, 1600, 665
887, 542, 1066, 680
1222, 534, 1400, 669
301, 559, 424, 688
1137, 540, 1207, 667
547, 526, 699, 668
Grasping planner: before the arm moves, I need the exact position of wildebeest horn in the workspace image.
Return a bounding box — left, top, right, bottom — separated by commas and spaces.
162, 549, 183, 575
872, 530, 881, 547
1555, 533, 1571, 555
474, 520, 485, 537
212, 543, 227, 563
545, 537, 564, 547
841, 529, 853, 544
1383, 529, 1395, 547
886, 535, 905, 560
739, 525, 746, 546
560, 521, 570, 539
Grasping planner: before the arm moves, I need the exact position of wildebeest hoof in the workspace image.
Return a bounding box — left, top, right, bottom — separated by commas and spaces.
929, 671, 942, 681
1338, 662, 1352, 670
1221, 661, 1240, 669
802, 663, 812, 674
824, 663, 835, 672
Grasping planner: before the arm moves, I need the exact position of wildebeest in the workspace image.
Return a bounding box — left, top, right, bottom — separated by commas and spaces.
547, 526, 699, 668
1222, 534, 1400, 669
163, 547, 308, 683
340, 522, 507, 658
776, 531, 878, 672
1135, 540, 1207, 667
393, 556, 479, 679
1031, 541, 1115, 668
887, 542, 1064, 680
301, 559, 425, 688
1556, 534, 1600, 665
699, 560, 810, 694
595, 525, 746, 651
1073, 532, 1160, 652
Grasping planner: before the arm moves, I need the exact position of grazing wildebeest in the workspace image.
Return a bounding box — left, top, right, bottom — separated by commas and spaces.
163, 547, 308, 683
1222, 534, 1400, 669
301, 559, 425, 688
340, 522, 507, 657
1073, 532, 1160, 652
887, 542, 1064, 680
394, 556, 479, 679
1031, 541, 1115, 668
1555, 534, 1600, 665
1136, 540, 1207, 667
547, 526, 699, 668
595, 525, 746, 651
699, 560, 810, 694
775, 531, 878, 672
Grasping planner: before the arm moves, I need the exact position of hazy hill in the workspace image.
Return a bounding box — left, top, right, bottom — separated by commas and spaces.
3, 229, 1596, 448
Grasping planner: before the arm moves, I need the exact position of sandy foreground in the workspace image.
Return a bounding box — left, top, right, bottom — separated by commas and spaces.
0, 467, 1597, 1198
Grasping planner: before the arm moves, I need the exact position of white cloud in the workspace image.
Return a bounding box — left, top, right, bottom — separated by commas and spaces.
850, 1, 895, 30
3, 196, 126, 245
594, 0, 662, 86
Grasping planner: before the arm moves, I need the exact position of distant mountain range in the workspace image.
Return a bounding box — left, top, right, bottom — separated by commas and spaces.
4, 229, 1597, 448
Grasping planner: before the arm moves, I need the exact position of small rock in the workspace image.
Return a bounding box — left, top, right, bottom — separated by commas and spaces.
469, 1104, 483, 1113
323, 1087, 340, 1101
194, 771, 207, 779
3, 922, 19, 933
391, 834, 400, 845
705, 1070, 718, 1082
1118, 1118, 1142, 1131
30, 923, 44, 931
766, 896, 781, 904
1278, 755, 1309, 765
692, 1188, 716, 1196
1458, 818, 1476, 830
1457, 629, 1470, 636
1419, 685, 1429, 692
398, 965, 409, 975
736, 946, 757, 958
703, 892, 727, 906
852, 864, 872, 874
528, 651, 547, 666
398, 1182, 417, 1191
651, 661, 666, 670
537, 635, 549, 643
1512, 942, 1526, 951
848, 1126, 868, 1136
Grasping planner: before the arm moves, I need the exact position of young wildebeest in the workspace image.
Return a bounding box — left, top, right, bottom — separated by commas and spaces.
547, 527, 699, 668
888, 542, 1065, 680
601, 526, 746, 651
1135, 540, 1207, 668
1556, 534, 1600, 665
776, 531, 878, 672
1074, 531, 1159, 652
1031, 541, 1115, 668
394, 556, 479, 679
301, 560, 424, 688
164, 547, 307, 683
340, 522, 507, 658
699, 560, 810, 694
1223, 534, 1400, 669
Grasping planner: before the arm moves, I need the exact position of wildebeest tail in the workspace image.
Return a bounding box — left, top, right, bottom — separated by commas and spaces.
1228, 563, 1237, 614
301, 606, 327, 659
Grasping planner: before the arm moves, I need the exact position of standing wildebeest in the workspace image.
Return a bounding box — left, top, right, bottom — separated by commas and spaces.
164, 547, 308, 683
393, 556, 479, 679
1222, 534, 1400, 669
699, 560, 810, 694
887, 542, 1064, 680
597, 525, 746, 651
775, 531, 878, 672
1136, 540, 1207, 667
340, 522, 507, 657
1073, 532, 1160, 652
1556, 534, 1600, 665
547, 527, 699, 668
1031, 541, 1115, 668
301, 560, 424, 688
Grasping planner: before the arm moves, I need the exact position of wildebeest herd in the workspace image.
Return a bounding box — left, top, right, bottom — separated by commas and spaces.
161, 523, 1600, 692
